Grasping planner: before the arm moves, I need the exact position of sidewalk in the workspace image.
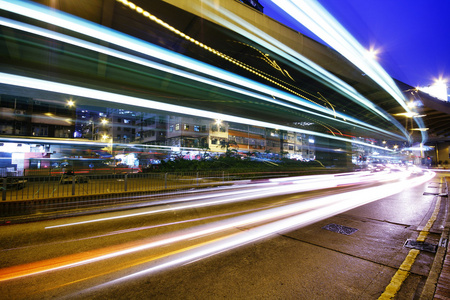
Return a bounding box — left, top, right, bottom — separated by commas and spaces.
421, 175, 450, 299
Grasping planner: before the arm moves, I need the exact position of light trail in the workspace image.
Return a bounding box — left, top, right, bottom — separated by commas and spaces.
3, 209, 260, 252
196, 2, 398, 122
271, 0, 413, 115
0, 72, 397, 152
44, 171, 390, 229
0, 170, 433, 284
0, 0, 408, 142
81, 171, 435, 295
0, 1, 350, 119
0, 17, 395, 140
270, 0, 429, 142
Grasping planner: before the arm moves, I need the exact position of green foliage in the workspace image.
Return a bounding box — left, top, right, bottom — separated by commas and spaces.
144, 156, 325, 173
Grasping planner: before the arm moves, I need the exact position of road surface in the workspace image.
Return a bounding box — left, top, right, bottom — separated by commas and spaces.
0, 170, 446, 299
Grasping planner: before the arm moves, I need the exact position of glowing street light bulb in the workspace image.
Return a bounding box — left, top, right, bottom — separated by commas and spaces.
434, 78, 447, 85
365, 46, 379, 60
67, 99, 75, 107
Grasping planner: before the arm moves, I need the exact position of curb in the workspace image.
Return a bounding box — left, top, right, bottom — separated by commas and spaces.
419, 177, 449, 299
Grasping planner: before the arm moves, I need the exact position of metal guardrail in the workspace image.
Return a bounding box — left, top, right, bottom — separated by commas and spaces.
1, 171, 229, 202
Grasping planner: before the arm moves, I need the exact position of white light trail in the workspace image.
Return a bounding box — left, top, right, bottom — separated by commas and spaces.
0, 17, 392, 139
0, 72, 396, 151
0, 1, 344, 119
0, 0, 407, 141
198, 2, 397, 122
271, 0, 413, 115
1, 171, 432, 283
82, 171, 435, 293
45, 172, 379, 229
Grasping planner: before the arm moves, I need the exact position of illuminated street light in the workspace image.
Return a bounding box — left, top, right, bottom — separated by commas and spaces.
418, 77, 448, 101
394, 112, 424, 118
91, 118, 109, 140
365, 46, 380, 60
67, 99, 75, 107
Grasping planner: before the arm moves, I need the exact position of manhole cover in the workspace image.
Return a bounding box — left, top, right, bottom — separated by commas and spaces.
404, 239, 437, 253
322, 223, 358, 235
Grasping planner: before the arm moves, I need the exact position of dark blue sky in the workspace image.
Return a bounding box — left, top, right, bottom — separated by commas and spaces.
259, 0, 450, 89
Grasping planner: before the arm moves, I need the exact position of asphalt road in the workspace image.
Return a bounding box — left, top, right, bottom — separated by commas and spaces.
0, 170, 446, 299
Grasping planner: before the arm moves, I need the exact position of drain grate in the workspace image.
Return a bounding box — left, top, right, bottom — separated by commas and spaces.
404, 239, 437, 253
423, 192, 448, 197
322, 223, 358, 235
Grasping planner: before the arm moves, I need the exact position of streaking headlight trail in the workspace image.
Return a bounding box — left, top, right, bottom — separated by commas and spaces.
0, 171, 434, 286
0, 0, 409, 142
270, 0, 412, 114
0, 72, 397, 151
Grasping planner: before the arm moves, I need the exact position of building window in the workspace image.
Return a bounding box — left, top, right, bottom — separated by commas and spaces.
175, 123, 180, 131
169, 125, 174, 132
194, 125, 200, 132
184, 124, 189, 130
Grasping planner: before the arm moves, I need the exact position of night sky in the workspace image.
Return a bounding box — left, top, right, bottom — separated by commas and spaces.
259, 0, 450, 90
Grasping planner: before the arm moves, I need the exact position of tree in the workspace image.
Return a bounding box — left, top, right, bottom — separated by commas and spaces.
200, 145, 211, 160
220, 140, 238, 157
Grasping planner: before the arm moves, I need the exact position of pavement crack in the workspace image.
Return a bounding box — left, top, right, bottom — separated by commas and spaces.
278, 233, 416, 273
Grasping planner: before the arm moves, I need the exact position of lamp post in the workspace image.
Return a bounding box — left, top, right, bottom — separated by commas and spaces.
101, 134, 113, 155
91, 117, 109, 140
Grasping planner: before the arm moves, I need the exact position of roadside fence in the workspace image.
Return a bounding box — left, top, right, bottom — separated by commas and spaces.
1, 171, 229, 202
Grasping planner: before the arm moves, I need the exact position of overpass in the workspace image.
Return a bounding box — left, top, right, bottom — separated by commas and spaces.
0, 0, 448, 167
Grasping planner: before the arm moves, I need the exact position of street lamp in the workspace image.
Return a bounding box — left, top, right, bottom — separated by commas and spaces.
91, 118, 109, 140
365, 46, 380, 60
393, 112, 426, 132
101, 134, 114, 155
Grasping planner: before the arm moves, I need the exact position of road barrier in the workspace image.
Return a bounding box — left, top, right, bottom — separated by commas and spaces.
0, 171, 229, 217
